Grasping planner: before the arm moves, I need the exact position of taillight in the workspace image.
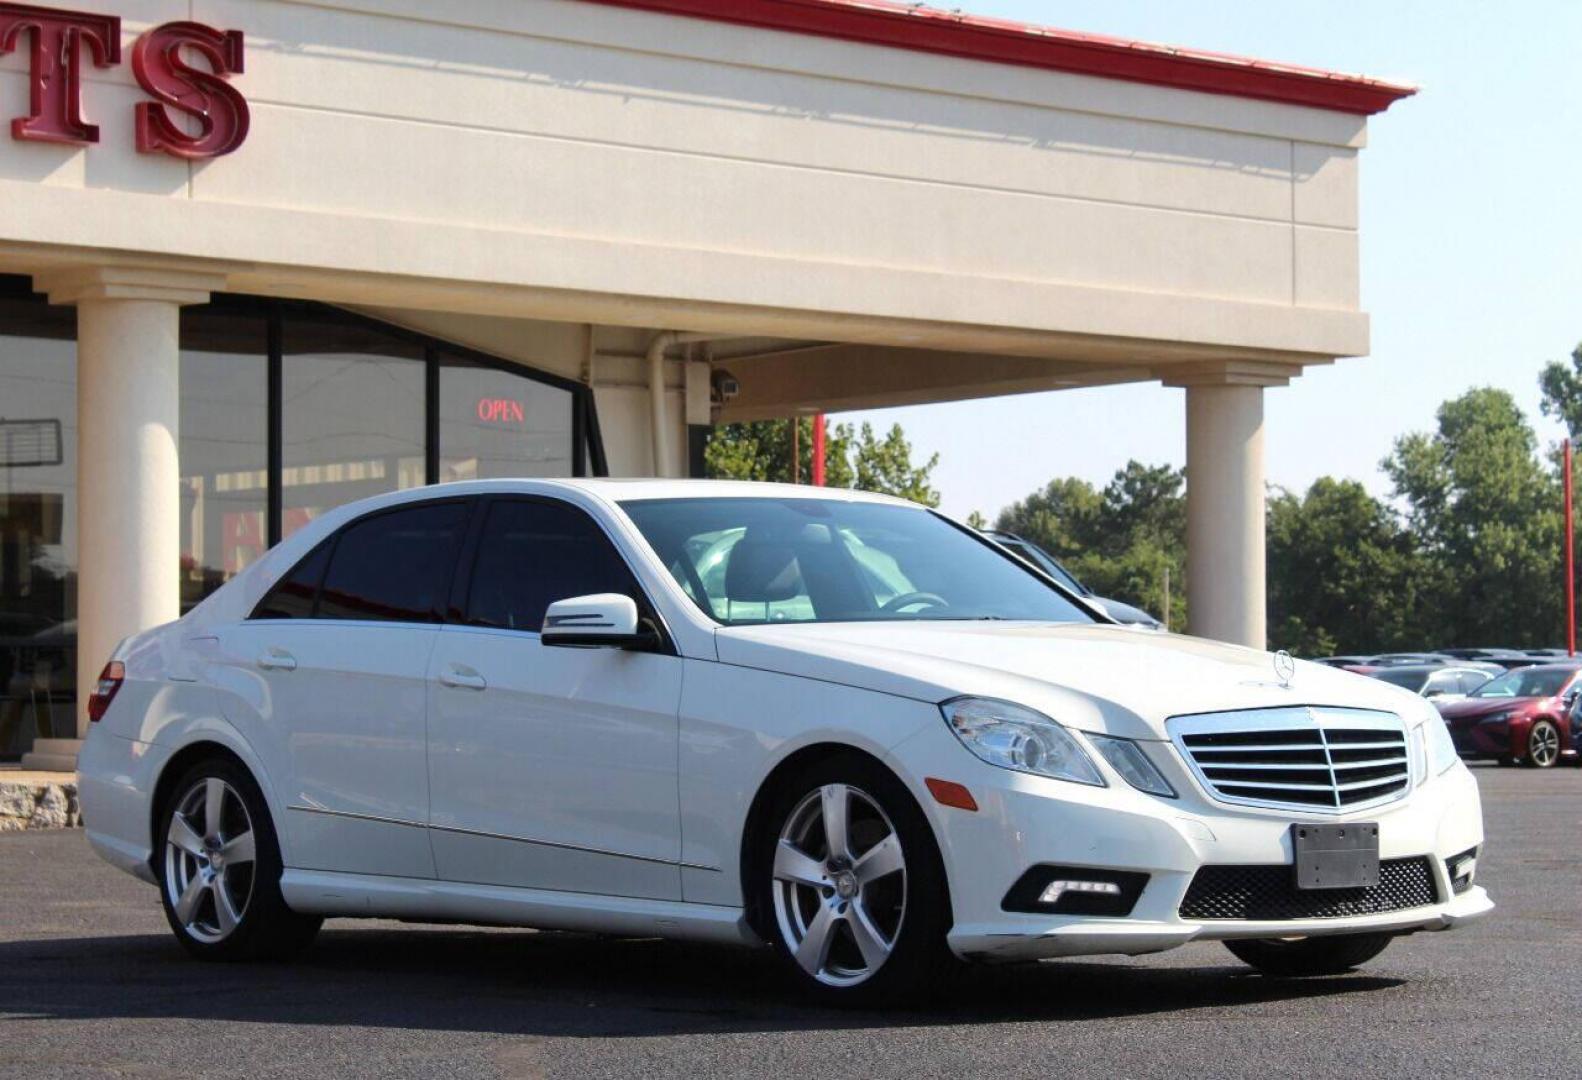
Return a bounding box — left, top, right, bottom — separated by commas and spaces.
87, 661, 124, 722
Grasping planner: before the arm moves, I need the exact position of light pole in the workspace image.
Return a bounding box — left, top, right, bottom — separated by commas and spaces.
1567, 438, 1575, 656
811, 414, 827, 487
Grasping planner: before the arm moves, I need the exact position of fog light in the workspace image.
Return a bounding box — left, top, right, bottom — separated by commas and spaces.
1447, 847, 1478, 894
1038, 879, 1122, 905
1002, 865, 1149, 916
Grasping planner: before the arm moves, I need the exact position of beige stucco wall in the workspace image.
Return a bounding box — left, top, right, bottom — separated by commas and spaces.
0, 0, 1368, 371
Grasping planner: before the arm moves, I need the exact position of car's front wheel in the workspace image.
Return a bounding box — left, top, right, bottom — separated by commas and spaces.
157, 758, 322, 961
1522, 720, 1561, 768
752, 753, 955, 1005
1224, 932, 1393, 976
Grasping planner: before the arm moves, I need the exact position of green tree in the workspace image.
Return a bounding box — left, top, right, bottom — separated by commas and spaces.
1382, 387, 1563, 647
703, 419, 854, 488
1266, 478, 1423, 656
704, 419, 939, 505
1538, 341, 1582, 437
995, 461, 1183, 627
848, 422, 940, 507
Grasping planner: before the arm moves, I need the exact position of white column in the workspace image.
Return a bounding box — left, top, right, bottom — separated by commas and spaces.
1184, 383, 1265, 648
1162, 361, 1297, 650
30, 266, 226, 761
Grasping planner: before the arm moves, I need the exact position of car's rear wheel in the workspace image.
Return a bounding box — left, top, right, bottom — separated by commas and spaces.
157, 758, 321, 961
1522, 720, 1561, 768
1224, 932, 1393, 976
753, 753, 955, 1005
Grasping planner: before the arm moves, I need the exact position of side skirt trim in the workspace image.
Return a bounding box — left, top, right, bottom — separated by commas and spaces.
279, 868, 759, 946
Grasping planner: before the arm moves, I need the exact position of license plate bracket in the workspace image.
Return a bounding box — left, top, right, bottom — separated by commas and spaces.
1292, 822, 1379, 890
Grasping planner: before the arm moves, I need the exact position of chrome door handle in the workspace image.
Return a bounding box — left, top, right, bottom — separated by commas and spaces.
439, 666, 487, 691
257, 649, 297, 672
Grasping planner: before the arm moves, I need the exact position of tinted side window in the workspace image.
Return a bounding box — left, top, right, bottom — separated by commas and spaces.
318, 502, 471, 623
466, 500, 642, 632
252, 541, 332, 619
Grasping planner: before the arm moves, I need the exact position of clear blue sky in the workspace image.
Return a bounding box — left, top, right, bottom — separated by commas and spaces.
840, 0, 1582, 520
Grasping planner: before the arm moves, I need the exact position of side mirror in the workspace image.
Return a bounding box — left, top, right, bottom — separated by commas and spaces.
541, 594, 656, 650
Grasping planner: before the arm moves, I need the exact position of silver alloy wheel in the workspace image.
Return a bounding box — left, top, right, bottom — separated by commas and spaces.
1529, 722, 1560, 767
771, 783, 907, 987
163, 777, 257, 944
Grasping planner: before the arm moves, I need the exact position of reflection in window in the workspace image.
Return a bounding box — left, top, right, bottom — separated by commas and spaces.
465, 499, 639, 631
317, 502, 470, 623
282, 315, 425, 538
438, 353, 573, 481
180, 307, 268, 611
0, 281, 78, 760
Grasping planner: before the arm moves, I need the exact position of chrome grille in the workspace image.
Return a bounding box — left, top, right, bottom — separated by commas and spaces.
1168, 707, 1412, 813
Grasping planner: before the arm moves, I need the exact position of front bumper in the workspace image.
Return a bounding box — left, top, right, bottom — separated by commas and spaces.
950, 885, 1493, 962
886, 722, 1492, 964
1448, 720, 1515, 758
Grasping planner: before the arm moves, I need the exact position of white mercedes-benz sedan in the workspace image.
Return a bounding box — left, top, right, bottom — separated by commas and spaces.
78, 480, 1492, 1003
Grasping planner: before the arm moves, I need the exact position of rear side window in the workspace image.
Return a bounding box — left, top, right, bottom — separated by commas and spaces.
466, 499, 643, 632
316, 502, 471, 623
252, 541, 332, 620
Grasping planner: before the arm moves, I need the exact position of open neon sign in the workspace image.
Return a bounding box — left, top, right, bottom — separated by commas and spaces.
476, 398, 526, 424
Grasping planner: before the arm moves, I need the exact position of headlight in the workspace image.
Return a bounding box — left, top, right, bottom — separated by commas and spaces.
1479, 711, 1513, 726
1423, 716, 1460, 775
1087, 734, 1177, 798
941, 697, 1104, 786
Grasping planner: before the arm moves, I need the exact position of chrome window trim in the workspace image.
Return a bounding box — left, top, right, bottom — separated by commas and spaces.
1166, 706, 1411, 815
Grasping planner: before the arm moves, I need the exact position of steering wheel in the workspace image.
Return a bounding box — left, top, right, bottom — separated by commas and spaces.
879, 591, 949, 614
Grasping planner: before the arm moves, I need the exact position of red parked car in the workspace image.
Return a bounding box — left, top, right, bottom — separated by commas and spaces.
1436, 663, 1581, 768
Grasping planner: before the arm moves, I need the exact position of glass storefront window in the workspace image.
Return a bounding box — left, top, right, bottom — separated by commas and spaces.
0, 280, 77, 760
438, 352, 574, 481
0, 286, 592, 758
282, 314, 425, 539
180, 307, 269, 611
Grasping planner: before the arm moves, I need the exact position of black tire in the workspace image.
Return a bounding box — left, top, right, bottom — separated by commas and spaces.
1224, 932, 1393, 977
1520, 720, 1561, 768
750, 752, 958, 1006
155, 757, 321, 961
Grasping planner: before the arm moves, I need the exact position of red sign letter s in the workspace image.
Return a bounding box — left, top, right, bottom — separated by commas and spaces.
131, 21, 248, 159
0, 2, 120, 144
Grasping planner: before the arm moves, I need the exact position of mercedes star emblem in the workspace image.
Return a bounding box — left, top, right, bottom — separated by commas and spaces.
1273, 649, 1296, 688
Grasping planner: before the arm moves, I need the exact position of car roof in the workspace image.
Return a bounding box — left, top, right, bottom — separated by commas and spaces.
412, 477, 920, 507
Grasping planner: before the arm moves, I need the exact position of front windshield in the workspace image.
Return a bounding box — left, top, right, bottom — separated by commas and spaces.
620, 497, 1094, 626
1471, 668, 1574, 699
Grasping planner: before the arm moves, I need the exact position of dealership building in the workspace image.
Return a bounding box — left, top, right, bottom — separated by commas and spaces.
0, 0, 1411, 769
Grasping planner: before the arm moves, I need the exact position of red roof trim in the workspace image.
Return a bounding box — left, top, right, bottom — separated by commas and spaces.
583, 0, 1415, 116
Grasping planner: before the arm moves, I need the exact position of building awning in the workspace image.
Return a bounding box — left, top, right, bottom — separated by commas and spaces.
588, 0, 1416, 115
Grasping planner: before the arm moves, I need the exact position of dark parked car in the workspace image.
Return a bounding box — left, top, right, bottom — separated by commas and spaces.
1436, 663, 1582, 768
1368, 652, 1460, 667
1311, 655, 1377, 668
982, 530, 1163, 629
1434, 648, 1545, 670
1367, 664, 1493, 702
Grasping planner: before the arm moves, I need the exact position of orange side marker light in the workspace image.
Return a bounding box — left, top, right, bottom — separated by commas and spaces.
925, 777, 978, 812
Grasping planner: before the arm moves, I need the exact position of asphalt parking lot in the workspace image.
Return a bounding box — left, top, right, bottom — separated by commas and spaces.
1, 763, 1577, 1080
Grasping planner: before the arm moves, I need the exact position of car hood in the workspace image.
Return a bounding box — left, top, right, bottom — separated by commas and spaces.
1437, 696, 1541, 723
713, 621, 1424, 741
